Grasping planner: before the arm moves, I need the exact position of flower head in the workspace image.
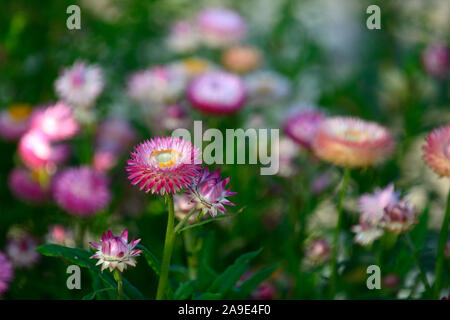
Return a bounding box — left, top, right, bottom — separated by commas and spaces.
127, 66, 184, 105
18, 130, 70, 170
221, 46, 262, 73
53, 166, 111, 217
6, 230, 40, 268
187, 71, 247, 114
351, 222, 384, 246
284, 108, 326, 149
358, 183, 400, 226
423, 125, 450, 177
8, 167, 48, 204
55, 61, 104, 108
382, 200, 418, 234
196, 8, 247, 48
422, 43, 449, 79
30, 103, 79, 140
89, 229, 142, 272
174, 193, 198, 223
126, 136, 202, 195
0, 103, 32, 141
304, 238, 331, 266
46, 225, 75, 247
312, 117, 395, 168
186, 167, 237, 217
0, 252, 13, 296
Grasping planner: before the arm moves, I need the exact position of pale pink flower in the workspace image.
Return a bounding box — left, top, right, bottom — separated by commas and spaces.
304, 239, 331, 266
423, 125, 450, 177
196, 8, 247, 48
382, 200, 418, 234
187, 71, 247, 115
422, 43, 449, 79
55, 61, 104, 108
6, 231, 40, 268
45, 225, 75, 247
30, 103, 79, 140
167, 20, 199, 53
312, 117, 395, 168
89, 230, 142, 272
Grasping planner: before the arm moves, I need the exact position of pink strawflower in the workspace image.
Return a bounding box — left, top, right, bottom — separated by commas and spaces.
422, 43, 449, 79
174, 193, 198, 223
0, 103, 32, 141
45, 225, 75, 247
423, 125, 450, 177
312, 117, 395, 168
187, 71, 247, 115
358, 183, 400, 226
89, 230, 142, 272
6, 231, 40, 268
304, 238, 331, 266
0, 252, 13, 296
126, 136, 202, 195
351, 222, 384, 247
284, 109, 326, 149
127, 66, 184, 105
52, 166, 111, 217
18, 130, 70, 170
8, 167, 48, 204
55, 61, 104, 108
30, 103, 79, 140
186, 167, 237, 217
196, 8, 247, 48
382, 200, 418, 234
93, 150, 119, 172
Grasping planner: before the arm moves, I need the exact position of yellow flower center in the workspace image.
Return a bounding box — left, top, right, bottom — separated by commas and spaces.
338, 129, 370, 142
151, 149, 180, 168
8, 104, 32, 121
183, 58, 208, 74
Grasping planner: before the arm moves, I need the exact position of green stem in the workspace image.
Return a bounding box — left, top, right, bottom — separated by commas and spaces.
330, 168, 351, 299
174, 208, 197, 233
113, 269, 123, 300
156, 194, 176, 300
404, 233, 432, 297
434, 186, 450, 299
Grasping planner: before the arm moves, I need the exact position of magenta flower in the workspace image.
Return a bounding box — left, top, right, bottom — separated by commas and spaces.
186, 167, 237, 217
126, 136, 202, 195
187, 71, 247, 115
8, 167, 48, 204
89, 230, 142, 272
422, 43, 449, 79
52, 166, 111, 217
0, 252, 13, 296
284, 108, 326, 149
196, 8, 247, 48
55, 61, 104, 108
0, 103, 32, 141
18, 130, 70, 170
30, 103, 79, 141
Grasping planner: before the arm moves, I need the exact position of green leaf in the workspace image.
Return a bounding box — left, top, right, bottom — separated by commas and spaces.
207, 248, 262, 296
194, 292, 222, 300
232, 263, 278, 299
36, 244, 144, 300
137, 244, 161, 276
174, 280, 196, 300
410, 206, 429, 250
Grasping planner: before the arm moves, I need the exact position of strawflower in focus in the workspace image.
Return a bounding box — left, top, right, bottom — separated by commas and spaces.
89, 229, 142, 272
187, 167, 237, 218
55, 61, 104, 108
126, 136, 202, 195
312, 117, 395, 168
0, 103, 32, 141
52, 166, 111, 217
187, 71, 247, 115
